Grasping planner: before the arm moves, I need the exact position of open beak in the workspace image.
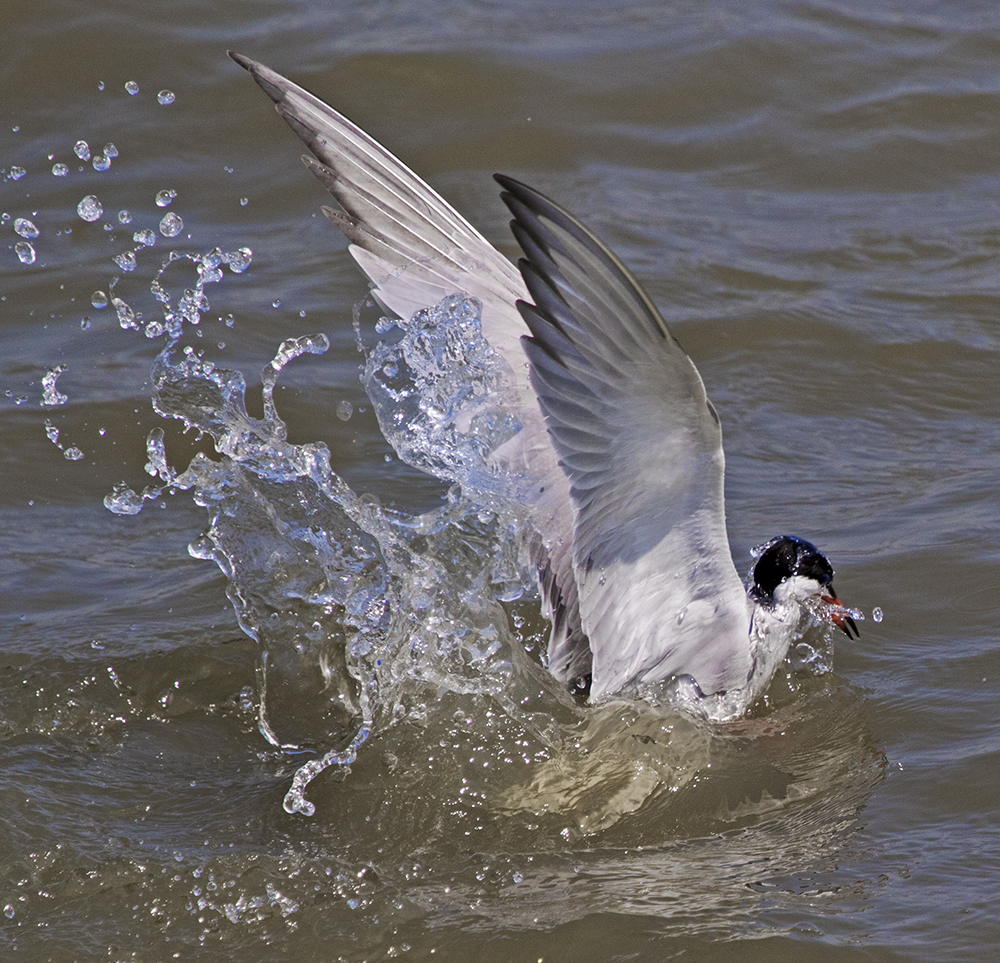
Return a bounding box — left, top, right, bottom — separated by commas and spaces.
821, 587, 859, 640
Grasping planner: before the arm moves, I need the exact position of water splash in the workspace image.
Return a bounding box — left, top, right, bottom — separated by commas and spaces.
362, 294, 522, 495
105, 245, 543, 814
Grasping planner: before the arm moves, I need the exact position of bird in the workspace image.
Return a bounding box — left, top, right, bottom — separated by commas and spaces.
228, 52, 858, 721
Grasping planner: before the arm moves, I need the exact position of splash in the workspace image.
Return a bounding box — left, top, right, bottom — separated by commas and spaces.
104, 239, 541, 813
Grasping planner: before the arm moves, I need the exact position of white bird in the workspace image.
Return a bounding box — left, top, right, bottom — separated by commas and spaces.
229, 53, 858, 719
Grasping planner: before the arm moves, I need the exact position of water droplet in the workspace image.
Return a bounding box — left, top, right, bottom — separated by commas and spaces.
272, 298, 281, 308
104, 143, 118, 158
51, 162, 68, 177
117, 209, 132, 225
64, 446, 83, 461
14, 217, 38, 239
91, 290, 108, 309
159, 212, 183, 237
80, 317, 91, 330
77, 195, 103, 222
92, 153, 111, 171
336, 400, 353, 421
74, 140, 91, 161
3, 905, 14, 919
8, 166, 26, 181
0, 214, 9, 223
133, 229, 156, 247
112, 297, 138, 329
125, 80, 139, 96
158, 90, 175, 105
155, 189, 176, 207
14, 241, 35, 264
872, 606, 883, 623
97, 80, 105, 91
41, 365, 68, 406
113, 251, 137, 272
227, 247, 252, 273
239, 197, 249, 207
104, 482, 145, 516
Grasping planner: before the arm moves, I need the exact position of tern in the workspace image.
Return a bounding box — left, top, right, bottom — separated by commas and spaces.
230, 53, 858, 720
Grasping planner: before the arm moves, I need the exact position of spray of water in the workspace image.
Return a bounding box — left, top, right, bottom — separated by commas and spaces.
100, 234, 552, 814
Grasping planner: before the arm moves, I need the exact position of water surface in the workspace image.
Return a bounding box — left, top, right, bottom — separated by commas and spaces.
2, 1, 999, 960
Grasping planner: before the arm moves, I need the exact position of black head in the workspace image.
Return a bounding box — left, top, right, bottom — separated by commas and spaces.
750, 535, 859, 639
751, 535, 831, 603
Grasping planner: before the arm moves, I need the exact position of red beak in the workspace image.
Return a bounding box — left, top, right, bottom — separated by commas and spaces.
822, 592, 859, 640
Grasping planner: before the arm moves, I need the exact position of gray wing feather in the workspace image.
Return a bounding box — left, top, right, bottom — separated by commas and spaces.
229, 54, 587, 686
497, 175, 753, 698
228, 52, 528, 370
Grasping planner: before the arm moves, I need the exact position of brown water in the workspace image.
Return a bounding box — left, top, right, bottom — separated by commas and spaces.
2, 1, 999, 960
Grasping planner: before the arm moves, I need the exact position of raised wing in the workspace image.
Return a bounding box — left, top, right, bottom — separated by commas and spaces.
496, 175, 754, 698
229, 54, 585, 685
228, 52, 531, 380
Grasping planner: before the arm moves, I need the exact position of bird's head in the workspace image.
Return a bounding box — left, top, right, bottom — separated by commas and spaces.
750, 535, 859, 639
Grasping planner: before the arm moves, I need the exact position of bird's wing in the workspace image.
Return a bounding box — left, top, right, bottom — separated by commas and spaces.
228, 52, 531, 378
496, 175, 753, 699
229, 54, 585, 682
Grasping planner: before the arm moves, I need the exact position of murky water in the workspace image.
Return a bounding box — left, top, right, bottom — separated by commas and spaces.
2, 1, 999, 960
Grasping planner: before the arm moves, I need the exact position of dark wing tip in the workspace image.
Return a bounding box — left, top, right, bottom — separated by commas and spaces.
494, 172, 670, 344
227, 51, 287, 106
227, 50, 250, 68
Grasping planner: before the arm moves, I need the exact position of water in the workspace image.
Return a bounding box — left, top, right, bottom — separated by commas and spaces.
2, 1, 999, 961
